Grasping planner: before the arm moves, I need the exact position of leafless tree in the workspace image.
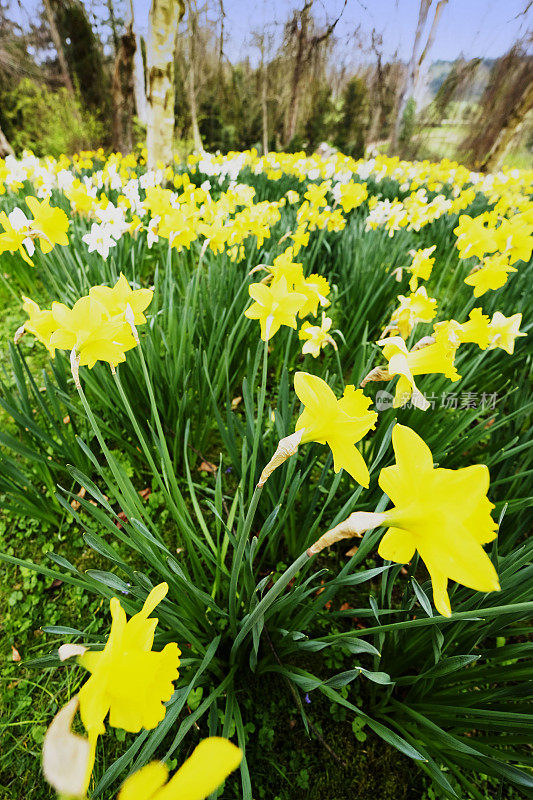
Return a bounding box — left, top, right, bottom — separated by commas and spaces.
462, 40, 533, 170
42, 0, 75, 95
282, 0, 347, 147
390, 0, 448, 151
186, 0, 203, 151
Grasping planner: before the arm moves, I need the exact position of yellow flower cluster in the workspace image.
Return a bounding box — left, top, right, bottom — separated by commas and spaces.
245, 246, 333, 352
455, 211, 533, 297
21, 274, 153, 372
0, 195, 69, 265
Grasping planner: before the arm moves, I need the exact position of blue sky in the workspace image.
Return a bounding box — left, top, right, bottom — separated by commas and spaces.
131, 0, 532, 63
11, 0, 533, 65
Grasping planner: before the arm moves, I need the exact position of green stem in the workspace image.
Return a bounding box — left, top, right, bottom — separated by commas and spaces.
321, 602, 533, 640
75, 377, 146, 522
133, 337, 210, 585
334, 344, 345, 390
0, 270, 21, 303
229, 483, 263, 637
249, 338, 269, 497
231, 549, 310, 661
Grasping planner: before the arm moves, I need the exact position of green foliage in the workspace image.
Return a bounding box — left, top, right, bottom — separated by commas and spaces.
304, 83, 333, 151
399, 97, 417, 156
334, 77, 369, 159
0, 78, 104, 158
52, 0, 111, 116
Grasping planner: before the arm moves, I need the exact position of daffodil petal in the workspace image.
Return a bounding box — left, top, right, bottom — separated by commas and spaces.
162, 737, 242, 800
328, 438, 370, 487
378, 527, 416, 563
118, 761, 169, 800
392, 424, 434, 473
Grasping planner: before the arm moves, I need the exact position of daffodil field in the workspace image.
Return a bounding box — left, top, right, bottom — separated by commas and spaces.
0, 147, 532, 800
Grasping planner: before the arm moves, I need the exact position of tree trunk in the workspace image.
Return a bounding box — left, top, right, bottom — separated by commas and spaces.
367, 55, 384, 145
390, 0, 432, 151
188, 75, 202, 152
187, 3, 203, 152
417, 0, 448, 73
284, 9, 309, 147
107, 0, 119, 56
480, 77, 533, 172
43, 0, 75, 96
133, 32, 148, 124
112, 23, 137, 153
0, 125, 14, 157
261, 47, 268, 155
146, 0, 185, 168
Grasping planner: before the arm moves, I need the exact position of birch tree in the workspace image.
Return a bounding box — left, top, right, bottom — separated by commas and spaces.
146, 0, 185, 168
390, 0, 448, 151
186, 0, 203, 152
132, 29, 147, 125
126, 0, 147, 124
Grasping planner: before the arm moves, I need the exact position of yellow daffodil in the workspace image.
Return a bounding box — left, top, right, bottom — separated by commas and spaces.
25, 195, 69, 253
78, 583, 180, 740
244, 275, 307, 340
459, 308, 492, 349
432, 319, 464, 351
49, 296, 136, 368
406, 245, 436, 291
0, 209, 34, 265
304, 181, 330, 208
295, 371, 377, 487
433, 308, 492, 352
464, 254, 517, 297
269, 248, 304, 286
43, 584, 181, 798
21, 297, 58, 356
454, 214, 498, 259
291, 225, 309, 254
336, 181, 368, 213
390, 287, 438, 339
89, 273, 154, 324
295, 274, 331, 318
117, 738, 242, 800
370, 336, 459, 410
65, 180, 96, 214
308, 425, 500, 617
494, 214, 533, 264
144, 185, 175, 216
299, 313, 335, 357
377, 424, 499, 616
22, 277, 152, 372
487, 311, 525, 354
